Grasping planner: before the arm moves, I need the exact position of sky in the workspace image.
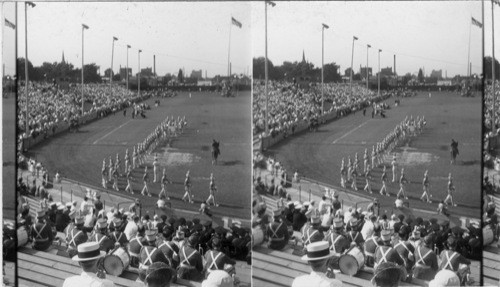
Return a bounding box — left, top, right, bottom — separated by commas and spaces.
252, 1, 494, 77
1, 2, 251, 78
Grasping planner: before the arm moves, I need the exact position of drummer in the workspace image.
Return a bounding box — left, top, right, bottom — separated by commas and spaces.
325, 218, 350, 270
267, 209, 290, 251
109, 218, 129, 247
364, 229, 382, 268
203, 237, 236, 273
128, 223, 147, 268
66, 217, 89, 258
139, 230, 170, 270
31, 210, 55, 252
483, 201, 498, 244
413, 235, 439, 280
156, 228, 180, 269
374, 230, 405, 269
90, 219, 114, 253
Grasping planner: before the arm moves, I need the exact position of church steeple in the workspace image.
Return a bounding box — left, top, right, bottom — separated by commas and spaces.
62, 51, 65, 64
302, 50, 306, 63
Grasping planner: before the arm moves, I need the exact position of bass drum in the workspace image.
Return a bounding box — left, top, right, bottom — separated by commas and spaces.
339, 246, 365, 276
103, 247, 130, 276
17, 226, 29, 247
483, 225, 494, 246
252, 226, 264, 247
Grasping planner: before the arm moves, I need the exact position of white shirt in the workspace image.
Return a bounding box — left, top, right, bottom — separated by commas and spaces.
124, 221, 138, 241
361, 220, 375, 240
63, 271, 115, 287
292, 271, 342, 287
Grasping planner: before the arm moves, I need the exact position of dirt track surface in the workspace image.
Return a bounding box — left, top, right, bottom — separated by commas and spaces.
265, 92, 481, 219
28, 91, 251, 219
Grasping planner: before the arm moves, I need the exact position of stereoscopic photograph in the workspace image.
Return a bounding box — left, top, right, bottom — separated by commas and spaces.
3, 2, 251, 286
252, 1, 483, 287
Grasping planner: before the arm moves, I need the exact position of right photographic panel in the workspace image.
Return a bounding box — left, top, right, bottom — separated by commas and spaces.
483, 0, 500, 286
252, 1, 483, 287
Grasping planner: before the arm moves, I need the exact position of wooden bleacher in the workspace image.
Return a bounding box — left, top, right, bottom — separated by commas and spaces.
18, 245, 202, 287
254, 195, 481, 286
483, 193, 500, 286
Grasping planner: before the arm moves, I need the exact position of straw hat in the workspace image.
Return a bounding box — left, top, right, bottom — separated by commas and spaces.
71, 242, 106, 262
301, 241, 334, 261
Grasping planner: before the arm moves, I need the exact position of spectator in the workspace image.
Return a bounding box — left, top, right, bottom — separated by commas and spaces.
292, 241, 342, 286
371, 262, 407, 287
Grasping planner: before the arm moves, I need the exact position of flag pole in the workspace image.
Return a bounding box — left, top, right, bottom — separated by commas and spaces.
228, 17, 232, 77
492, 0, 497, 134
467, 17, 472, 77
265, 3, 269, 136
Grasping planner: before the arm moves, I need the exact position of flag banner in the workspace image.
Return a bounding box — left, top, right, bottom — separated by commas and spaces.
127, 45, 131, 48
367, 44, 371, 48
4, 19, 15, 29
471, 17, 482, 28
266, 1, 276, 7
231, 17, 242, 28
82, 24, 89, 29
353, 36, 358, 40
113, 36, 118, 41
322, 23, 329, 29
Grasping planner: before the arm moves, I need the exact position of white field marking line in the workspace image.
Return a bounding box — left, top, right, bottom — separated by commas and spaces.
93, 120, 133, 145
332, 121, 370, 144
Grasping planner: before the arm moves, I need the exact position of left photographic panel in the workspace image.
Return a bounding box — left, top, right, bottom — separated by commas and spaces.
2, 2, 18, 286
13, 2, 252, 287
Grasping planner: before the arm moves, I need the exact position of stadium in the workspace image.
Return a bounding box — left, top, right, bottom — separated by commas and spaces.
5, 2, 252, 287
251, 2, 482, 287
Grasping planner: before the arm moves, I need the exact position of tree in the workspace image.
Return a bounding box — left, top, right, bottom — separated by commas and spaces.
177, 69, 184, 83
253, 57, 275, 80
484, 56, 500, 80
417, 68, 424, 83
104, 68, 113, 78
16, 58, 36, 81
83, 64, 101, 83
323, 63, 341, 82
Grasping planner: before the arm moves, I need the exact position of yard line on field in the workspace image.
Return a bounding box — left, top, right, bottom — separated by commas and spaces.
332, 121, 370, 144
93, 120, 133, 145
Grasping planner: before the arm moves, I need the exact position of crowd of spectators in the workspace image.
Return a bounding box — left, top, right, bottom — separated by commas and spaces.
15, 173, 250, 286
17, 81, 177, 142
252, 175, 480, 286
252, 80, 415, 138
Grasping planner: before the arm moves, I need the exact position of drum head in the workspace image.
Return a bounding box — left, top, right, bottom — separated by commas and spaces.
104, 255, 124, 276
339, 254, 360, 276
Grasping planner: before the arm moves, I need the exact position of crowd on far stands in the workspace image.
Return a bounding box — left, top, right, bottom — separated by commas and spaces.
252, 173, 481, 286
11, 173, 250, 287
17, 81, 176, 142
252, 80, 417, 138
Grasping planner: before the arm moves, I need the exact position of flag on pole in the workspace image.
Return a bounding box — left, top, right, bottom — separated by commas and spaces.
367, 44, 371, 48
322, 23, 329, 29
82, 24, 89, 29
4, 18, 15, 29
113, 36, 118, 41
231, 17, 242, 28
471, 17, 482, 28
127, 45, 131, 48
353, 36, 358, 40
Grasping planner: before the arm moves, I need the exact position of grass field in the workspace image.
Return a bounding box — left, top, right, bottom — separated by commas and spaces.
3, 95, 16, 220
265, 92, 481, 218
28, 91, 251, 219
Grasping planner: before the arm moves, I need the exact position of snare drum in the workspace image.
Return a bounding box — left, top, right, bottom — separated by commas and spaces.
483, 226, 494, 246
252, 226, 264, 247
17, 226, 29, 247
339, 246, 365, 275
103, 247, 130, 276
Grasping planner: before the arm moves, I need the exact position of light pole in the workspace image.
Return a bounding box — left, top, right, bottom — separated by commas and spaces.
350, 36, 358, 97
126, 45, 131, 90
110, 36, 118, 95
138, 49, 142, 97
366, 44, 371, 90
24, 1, 35, 136
81, 24, 89, 115
265, 1, 275, 136
492, 0, 498, 134
378, 49, 382, 96
321, 23, 329, 114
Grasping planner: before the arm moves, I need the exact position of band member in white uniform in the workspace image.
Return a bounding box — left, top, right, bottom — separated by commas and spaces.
159, 168, 170, 200
141, 166, 152, 197
364, 164, 373, 194
206, 174, 219, 206
124, 166, 134, 194
112, 167, 119, 191
182, 170, 194, 203
420, 170, 431, 203
108, 157, 114, 182
379, 165, 389, 196
443, 173, 457, 206
132, 147, 138, 169
397, 168, 408, 200
153, 155, 159, 183
391, 155, 397, 183
363, 149, 369, 175
340, 158, 347, 188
